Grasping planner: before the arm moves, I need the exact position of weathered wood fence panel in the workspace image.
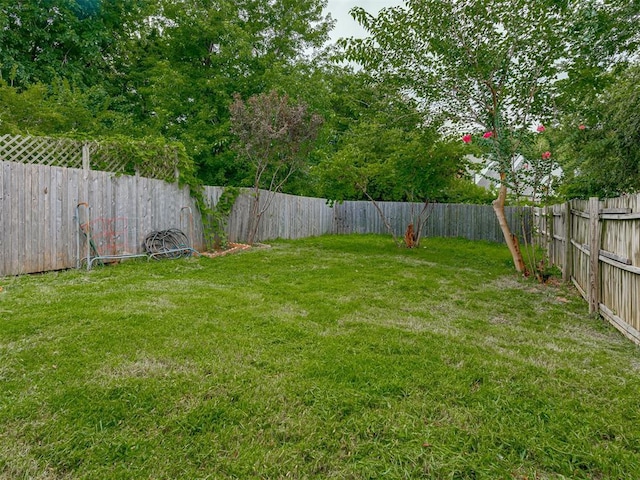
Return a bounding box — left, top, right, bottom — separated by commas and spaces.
1, 161, 203, 277
216, 189, 336, 243
332, 201, 529, 242
535, 194, 640, 345
2, 160, 529, 277
206, 189, 527, 244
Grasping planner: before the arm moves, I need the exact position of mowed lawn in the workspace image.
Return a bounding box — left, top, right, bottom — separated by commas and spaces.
1, 235, 639, 479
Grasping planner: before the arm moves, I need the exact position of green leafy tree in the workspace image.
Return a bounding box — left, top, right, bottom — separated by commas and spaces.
326, 133, 470, 246
0, 0, 151, 88
342, 0, 636, 273
0, 0, 339, 198
555, 0, 640, 116
556, 64, 640, 199
229, 90, 323, 244
315, 77, 469, 246
318, 118, 465, 204
0, 79, 102, 134
110, 0, 333, 184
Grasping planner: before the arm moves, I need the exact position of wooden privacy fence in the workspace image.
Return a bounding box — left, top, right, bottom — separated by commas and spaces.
331, 201, 527, 243
221, 189, 529, 245
0, 161, 200, 277
535, 194, 640, 345
1, 160, 529, 277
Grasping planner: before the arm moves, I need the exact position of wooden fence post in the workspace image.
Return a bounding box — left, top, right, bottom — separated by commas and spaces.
174, 150, 180, 182
546, 206, 554, 264
588, 197, 601, 314
82, 143, 90, 171
562, 201, 572, 283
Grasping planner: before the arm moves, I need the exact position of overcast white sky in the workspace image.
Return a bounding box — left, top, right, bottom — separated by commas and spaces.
324, 0, 404, 43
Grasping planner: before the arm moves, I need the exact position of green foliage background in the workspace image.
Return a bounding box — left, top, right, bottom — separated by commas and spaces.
1, 0, 638, 202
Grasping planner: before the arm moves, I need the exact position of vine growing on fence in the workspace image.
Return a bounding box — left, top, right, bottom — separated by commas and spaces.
203, 186, 240, 250
88, 135, 195, 183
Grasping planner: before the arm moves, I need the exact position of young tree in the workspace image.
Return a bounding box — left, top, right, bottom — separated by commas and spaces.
318, 122, 467, 244
320, 127, 465, 247
342, 0, 634, 273
229, 90, 323, 244
315, 74, 475, 247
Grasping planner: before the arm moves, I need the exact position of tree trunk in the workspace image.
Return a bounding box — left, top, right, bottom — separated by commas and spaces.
360, 186, 402, 247
247, 187, 261, 245
492, 179, 527, 273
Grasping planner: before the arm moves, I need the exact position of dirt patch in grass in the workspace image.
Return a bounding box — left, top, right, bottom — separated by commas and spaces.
96, 356, 197, 380
200, 242, 259, 258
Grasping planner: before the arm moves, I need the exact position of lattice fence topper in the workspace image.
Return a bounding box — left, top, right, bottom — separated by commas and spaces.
0, 134, 180, 181
0, 134, 83, 168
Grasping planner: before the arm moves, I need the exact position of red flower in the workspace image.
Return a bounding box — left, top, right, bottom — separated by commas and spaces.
482, 131, 493, 139
462, 134, 472, 144
541, 151, 551, 160
578, 124, 586, 130
536, 125, 546, 133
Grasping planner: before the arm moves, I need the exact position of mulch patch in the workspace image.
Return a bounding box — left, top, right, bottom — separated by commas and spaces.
200, 242, 252, 259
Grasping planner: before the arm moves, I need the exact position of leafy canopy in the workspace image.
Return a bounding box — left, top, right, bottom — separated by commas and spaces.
556, 64, 640, 199
343, 0, 639, 177
344, 0, 569, 136
314, 74, 474, 204
0, 0, 151, 88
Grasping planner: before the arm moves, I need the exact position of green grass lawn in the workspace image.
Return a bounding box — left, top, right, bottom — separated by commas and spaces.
1, 235, 639, 479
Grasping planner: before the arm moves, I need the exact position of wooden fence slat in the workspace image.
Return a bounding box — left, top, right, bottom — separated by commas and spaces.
600, 250, 632, 265
12, 162, 23, 275
563, 202, 572, 282
1, 162, 8, 276
54, 167, 65, 269
601, 208, 632, 215
589, 197, 602, 314
31, 165, 41, 273
16, 161, 26, 274
0, 161, 3, 274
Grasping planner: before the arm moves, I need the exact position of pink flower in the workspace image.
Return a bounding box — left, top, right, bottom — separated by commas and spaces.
462, 134, 472, 144
523, 163, 529, 169
536, 125, 546, 133
483, 131, 493, 139
541, 151, 551, 160
578, 124, 586, 130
